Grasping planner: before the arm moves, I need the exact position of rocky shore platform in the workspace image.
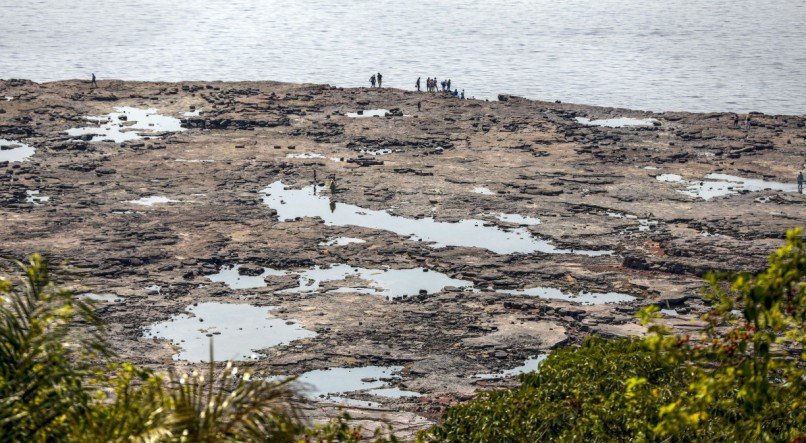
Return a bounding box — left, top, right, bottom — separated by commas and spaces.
1, 79, 804, 436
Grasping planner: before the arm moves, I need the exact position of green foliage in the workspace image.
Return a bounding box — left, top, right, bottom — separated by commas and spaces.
0, 255, 396, 442
421, 337, 689, 442
424, 228, 805, 442
641, 227, 805, 441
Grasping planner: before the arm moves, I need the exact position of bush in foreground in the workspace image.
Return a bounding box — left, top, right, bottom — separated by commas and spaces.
423, 228, 805, 442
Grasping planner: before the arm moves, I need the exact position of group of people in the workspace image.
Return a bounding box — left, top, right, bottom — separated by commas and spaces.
369, 72, 383, 88
415, 77, 464, 99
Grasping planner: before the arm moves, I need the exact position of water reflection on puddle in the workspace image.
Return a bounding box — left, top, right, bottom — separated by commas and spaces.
497, 287, 636, 305
657, 173, 798, 200
206, 264, 287, 290
0, 139, 36, 162
360, 148, 394, 156
208, 263, 471, 298
472, 187, 496, 195
66, 107, 185, 143
26, 190, 50, 205
127, 196, 179, 206
260, 182, 612, 256
278, 365, 419, 407
143, 302, 316, 362
319, 237, 366, 246
284, 265, 472, 298
576, 117, 658, 128
474, 354, 548, 379
606, 211, 657, 232
77, 292, 122, 303
346, 109, 389, 118
496, 213, 541, 225
286, 153, 325, 159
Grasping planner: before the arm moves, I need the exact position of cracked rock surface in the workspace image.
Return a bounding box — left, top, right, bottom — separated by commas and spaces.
1, 79, 804, 437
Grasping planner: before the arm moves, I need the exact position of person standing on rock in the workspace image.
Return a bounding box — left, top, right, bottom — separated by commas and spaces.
733, 114, 739, 128
447, 79, 451, 91
377, 72, 383, 88
798, 171, 804, 194
370, 74, 376, 88
416, 77, 421, 92
461, 89, 465, 99
91, 73, 97, 88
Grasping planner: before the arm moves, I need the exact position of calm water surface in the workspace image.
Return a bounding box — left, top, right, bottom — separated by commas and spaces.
1, 0, 804, 114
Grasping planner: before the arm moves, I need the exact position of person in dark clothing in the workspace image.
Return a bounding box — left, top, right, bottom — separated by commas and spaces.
798, 171, 804, 194
91, 73, 98, 88
460, 89, 465, 99
370, 74, 376, 87
377, 72, 383, 88
447, 79, 451, 91
415, 77, 421, 91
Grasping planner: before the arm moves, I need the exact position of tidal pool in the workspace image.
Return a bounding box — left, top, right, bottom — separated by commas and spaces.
207, 262, 469, 298
360, 148, 394, 156
77, 292, 122, 303
286, 153, 325, 159
346, 109, 389, 118
206, 264, 287, 290
143, 302, 316, 362
606, 211, 657, 232
126, 196, 179, 206
496, 213, 541, 225
279, 365, 418, 407
497, 286, 636, 305
319, 237, 366, 246
66, 107, 185, 142
25, 190, 50, 205
260, 182, 612, 256
474, 354, 548, 379
656, 173, 799, 200
0, 139, 35, 162
575, 117, 658, 128
283, 264, 473, 298
472, 187, 496, 195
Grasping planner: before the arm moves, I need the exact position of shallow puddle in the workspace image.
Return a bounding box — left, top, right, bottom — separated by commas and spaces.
0, 139, 35, 162
279, 365, 418, 406
182, 109, 201, 117
576, 117, 658, 128
283, 264, 473, 299
472, 187, 496, 195
287, 153, 325, 159
606, 211, 657, 232
260, 182, 612, 256
360, 148, 394, 156
496, 213, 541, 225
206, 264, 287, 290
25, 190, 50, 205
143, 302, 316, 362
66, 107, 185, 143
319, 237, 366, 246
656, 173, 799, 200
77, 292, 122, 303
474, 354, 548, 379
497, 286, 636, 305
127, 196, 179, 206
346, 109, 389, 118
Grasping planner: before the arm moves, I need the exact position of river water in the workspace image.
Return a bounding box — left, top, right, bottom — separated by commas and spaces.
1, 0, 804, 114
